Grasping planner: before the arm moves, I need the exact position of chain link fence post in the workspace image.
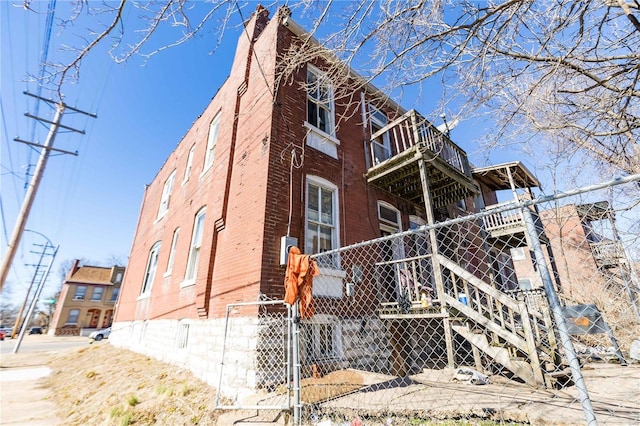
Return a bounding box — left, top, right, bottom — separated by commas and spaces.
521, 203, 598, 425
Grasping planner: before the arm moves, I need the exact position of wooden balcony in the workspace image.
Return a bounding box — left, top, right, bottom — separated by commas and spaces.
365, 110, 478, 210
472, 162, 546, 247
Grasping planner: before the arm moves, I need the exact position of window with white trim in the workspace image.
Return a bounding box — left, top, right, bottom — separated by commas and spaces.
74, 286, 87, 300
369, 105, 391, 164
305, 65, 340, 158
185, 208, 206, 282
141, 242, 161, 295
183, 145, 195, 183
306, 177, 339, 260
166, 228, 180, 275
204, 114, 220, 171
304, 316, 342, 361
157, 170, 176, 219
307, 65, 334, 135
66, 309, 80, 325
176, 320, 190, 349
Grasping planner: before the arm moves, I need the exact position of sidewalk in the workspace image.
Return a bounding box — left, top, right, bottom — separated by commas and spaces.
0, 335, 86, 425
0, 365, 61, 425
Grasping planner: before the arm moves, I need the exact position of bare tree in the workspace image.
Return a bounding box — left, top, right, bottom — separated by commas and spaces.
282, 0, 640, 178
28, 0, 640, 177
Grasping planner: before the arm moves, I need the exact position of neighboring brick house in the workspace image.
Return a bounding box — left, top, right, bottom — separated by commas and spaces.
111, 6, 541, 395
48, 260, 124, 336
511, 202, 636, 302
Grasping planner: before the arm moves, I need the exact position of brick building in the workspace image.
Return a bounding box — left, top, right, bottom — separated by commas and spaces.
111, 6, 543, 397
48, 260, 124, 336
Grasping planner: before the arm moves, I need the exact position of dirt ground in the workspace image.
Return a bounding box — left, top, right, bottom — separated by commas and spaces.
1, 342, 223, 425
1, 341, 638, 425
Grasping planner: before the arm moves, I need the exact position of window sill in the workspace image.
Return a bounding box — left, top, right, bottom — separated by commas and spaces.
154, 213, 167, 224
137, 293, 151, 301
304, 122, 340, 159
199, 164, 213, 180
180, 279, 196, 288
163, 271, 172, 278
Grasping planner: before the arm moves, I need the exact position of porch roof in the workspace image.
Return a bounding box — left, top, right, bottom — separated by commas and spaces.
472, 161, 540, 191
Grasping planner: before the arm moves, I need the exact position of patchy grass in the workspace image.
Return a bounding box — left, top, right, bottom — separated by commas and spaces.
44, 343, 223, 425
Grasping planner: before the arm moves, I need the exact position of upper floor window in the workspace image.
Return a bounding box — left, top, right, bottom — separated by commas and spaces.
141, 242, 161, 295
306, 177, 339, 263
185, 208, 206, 283
74, 286, 87, 300
183, 145, 196, 183
157, 170, 176, 219
110, 287, 120, 302
166, 228, 180, 275
204, 114, 220, 171
91, 287, 104, 302
369, 105, 391, 164
307, 65, 335, 136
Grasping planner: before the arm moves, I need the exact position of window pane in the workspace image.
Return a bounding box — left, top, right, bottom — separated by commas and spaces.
318, 107, 328, 133
318, 84, 330, 103
320, 188, 333, 225
205, 115, 220, 168
111, 287, 120, 302
306, 223, 318, 254
91, 287, 104, 301
380, 205, 399, 225
319, 225, 332, 252
307, 70, 318, 99
307, 100, 318, 127
308, 185, 319, 222
186, 210, 206, 280
193, 214, 205, 246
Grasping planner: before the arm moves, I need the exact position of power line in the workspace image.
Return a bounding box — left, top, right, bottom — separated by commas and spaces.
24, 0, 57, 188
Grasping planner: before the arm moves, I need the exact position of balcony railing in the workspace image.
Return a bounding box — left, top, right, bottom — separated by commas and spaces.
481, 203, 525, 235
369, 110, 471, 178
590, 241, 626, 267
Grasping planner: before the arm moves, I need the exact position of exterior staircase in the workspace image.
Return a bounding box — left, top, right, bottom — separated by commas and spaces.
436, 253, 567, 388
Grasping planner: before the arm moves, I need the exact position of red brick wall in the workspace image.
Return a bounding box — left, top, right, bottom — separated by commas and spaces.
115, 7, 458, 323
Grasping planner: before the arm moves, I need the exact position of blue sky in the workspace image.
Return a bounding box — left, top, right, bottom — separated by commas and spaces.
0, 1, 543, 308
1, 1, 247, 306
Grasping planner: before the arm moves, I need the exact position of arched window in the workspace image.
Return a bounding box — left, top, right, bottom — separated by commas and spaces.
141, 241, 161, 295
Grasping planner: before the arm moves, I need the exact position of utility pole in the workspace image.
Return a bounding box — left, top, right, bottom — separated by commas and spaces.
13, 244, 59, 354
0, 92, 96, 292
11, 229, 57, 339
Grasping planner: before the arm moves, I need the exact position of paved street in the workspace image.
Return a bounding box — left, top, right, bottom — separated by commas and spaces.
1, 333, 88, 354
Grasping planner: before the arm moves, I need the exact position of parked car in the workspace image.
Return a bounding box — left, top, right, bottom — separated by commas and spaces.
28, 326, 43, 335
88, 327, 111, 341
0, 329, 4, 340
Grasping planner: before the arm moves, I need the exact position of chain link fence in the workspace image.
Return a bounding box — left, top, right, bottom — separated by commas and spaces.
214, 299, 292, 412
298, 176, 639, 425
213, 177, 638, 424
